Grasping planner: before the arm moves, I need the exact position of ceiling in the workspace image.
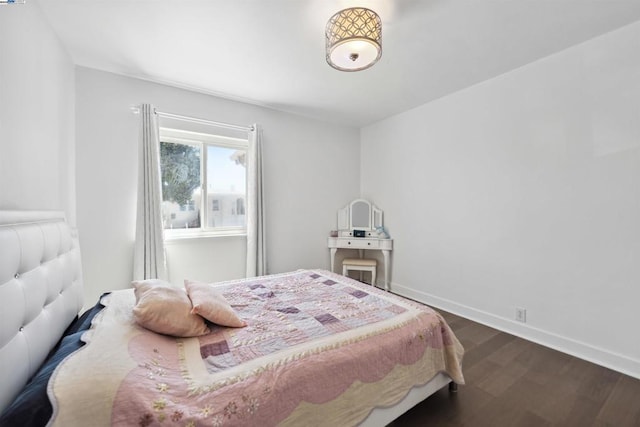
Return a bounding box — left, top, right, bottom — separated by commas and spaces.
38, 0, 640, 127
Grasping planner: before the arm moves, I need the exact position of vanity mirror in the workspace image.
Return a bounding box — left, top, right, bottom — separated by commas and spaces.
351, 200, 371, 230
337, 199, 383, 235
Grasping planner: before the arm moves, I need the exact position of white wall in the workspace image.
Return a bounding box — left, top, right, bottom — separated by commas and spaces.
361, 22, 640, 378
75, 68, 360, 307
0, 3, 75, 223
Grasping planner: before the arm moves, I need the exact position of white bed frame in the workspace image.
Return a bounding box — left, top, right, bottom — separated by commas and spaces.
0, 210, 453, 424
0, 211, 84, 413
361, 371, 453, 426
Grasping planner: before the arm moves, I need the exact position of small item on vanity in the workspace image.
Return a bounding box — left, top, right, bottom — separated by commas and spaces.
375, 226, 390, 239
330, 230, 339, 237
353, 229, 366, 238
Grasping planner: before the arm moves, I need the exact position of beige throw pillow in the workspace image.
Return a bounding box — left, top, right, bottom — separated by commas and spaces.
184, 280, 247, 328
132, 280, 210, 337
132, 278, 171, 303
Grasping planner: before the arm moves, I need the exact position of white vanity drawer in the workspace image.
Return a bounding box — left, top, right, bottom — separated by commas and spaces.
328, 237, 392, 250
342, 238, 379, 249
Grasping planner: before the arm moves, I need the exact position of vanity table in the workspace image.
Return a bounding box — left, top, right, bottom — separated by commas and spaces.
328, 199, 393, 290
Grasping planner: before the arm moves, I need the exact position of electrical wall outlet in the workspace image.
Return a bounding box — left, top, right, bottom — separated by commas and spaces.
515, 307, 527, 323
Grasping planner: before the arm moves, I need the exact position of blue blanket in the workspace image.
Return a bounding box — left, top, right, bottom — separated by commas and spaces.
0, 296, 106, 427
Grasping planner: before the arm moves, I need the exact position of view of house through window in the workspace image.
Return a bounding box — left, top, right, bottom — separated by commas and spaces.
159, 127, 248, 234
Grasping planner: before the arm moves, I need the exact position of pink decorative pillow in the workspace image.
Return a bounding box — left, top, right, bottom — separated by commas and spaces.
184, 280, 247, 328
132, 278, 172, 303
131, 280, 210, 337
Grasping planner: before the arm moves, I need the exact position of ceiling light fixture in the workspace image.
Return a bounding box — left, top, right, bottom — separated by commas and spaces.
325, 7, 382, 72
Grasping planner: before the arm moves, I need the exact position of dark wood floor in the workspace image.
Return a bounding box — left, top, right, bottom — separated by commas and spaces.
389, 310, 640, 427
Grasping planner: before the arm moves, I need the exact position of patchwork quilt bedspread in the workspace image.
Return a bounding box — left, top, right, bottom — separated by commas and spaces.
48, 270, 464, 426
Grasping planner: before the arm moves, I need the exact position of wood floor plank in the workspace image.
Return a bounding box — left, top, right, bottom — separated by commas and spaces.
475, 357, 529, 397
389, 309, 640, 426
523, 345, 573, 387
560, 396, 608, 427
597, 375, 640, 425
463, 358, 503, 386
452, 321, 501, 348
464, 387, 551, 427
444, 385, 495, 425
486, 336, 534, 367
529, 376, 581, 423
460, 331, 517, 370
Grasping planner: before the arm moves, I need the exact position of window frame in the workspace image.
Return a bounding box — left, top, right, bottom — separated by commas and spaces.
160, 127, 249, 240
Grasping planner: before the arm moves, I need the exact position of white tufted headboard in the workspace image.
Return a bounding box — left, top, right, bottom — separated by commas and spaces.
0, 211, 84, 413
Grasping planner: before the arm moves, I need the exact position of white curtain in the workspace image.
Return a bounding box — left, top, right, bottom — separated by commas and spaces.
133, 104, 168, 280
246, 124, 266, 277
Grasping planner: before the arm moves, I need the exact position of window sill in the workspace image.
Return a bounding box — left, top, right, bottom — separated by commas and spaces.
164, 229, 246, 243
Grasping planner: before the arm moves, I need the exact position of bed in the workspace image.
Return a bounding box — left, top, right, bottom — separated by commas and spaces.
0, 211, 464, 426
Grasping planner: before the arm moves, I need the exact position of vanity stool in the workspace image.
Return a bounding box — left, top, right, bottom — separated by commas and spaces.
342, 258, 377, 286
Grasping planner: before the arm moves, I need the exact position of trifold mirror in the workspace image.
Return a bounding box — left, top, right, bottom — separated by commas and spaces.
337, 199, 383, 233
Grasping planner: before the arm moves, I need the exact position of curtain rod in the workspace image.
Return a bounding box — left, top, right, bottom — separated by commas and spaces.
131, 106, 253, 132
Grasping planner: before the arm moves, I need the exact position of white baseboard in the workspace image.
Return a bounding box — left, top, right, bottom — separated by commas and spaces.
391, 282, 640, 380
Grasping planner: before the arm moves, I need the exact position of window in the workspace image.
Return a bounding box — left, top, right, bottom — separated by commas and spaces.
159, 127, 248, 236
